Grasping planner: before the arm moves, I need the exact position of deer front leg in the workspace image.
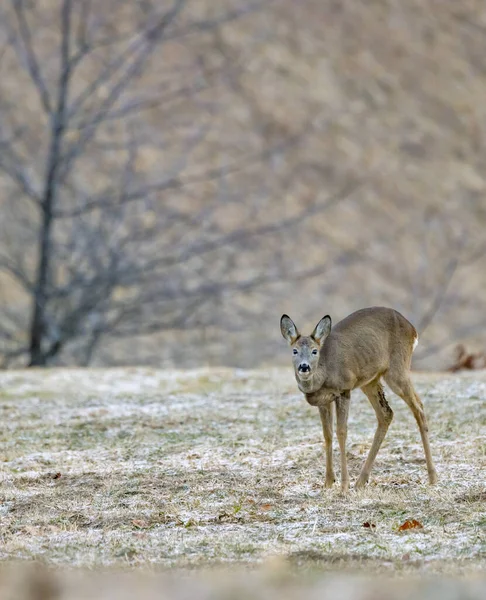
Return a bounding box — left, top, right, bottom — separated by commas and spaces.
318, 404, 335, 488
335, 392, 351, 494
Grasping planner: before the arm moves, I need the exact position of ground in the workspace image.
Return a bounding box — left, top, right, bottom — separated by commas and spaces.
0, 368, 484, 575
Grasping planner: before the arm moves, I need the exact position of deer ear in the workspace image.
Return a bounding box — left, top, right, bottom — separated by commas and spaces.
280, 314, 299, 345
311, 315, 331, 347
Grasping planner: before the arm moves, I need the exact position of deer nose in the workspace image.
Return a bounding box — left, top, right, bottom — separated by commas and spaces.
299, 363, 310, 373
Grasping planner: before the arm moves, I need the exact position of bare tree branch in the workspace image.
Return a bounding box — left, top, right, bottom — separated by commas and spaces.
65, 0, 186, 120
10, 0, 53, 115
53, 126, 311, 219
0, 254, 33, 292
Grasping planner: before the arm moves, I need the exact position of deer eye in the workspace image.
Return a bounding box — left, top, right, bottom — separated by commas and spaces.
312, 349, 318, 355
292, 348, 298, 355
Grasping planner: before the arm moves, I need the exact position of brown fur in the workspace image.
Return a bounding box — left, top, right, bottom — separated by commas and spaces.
281, 307, 437, 492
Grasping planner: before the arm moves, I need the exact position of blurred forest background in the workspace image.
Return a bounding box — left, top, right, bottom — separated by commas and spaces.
0, 0, 485, 370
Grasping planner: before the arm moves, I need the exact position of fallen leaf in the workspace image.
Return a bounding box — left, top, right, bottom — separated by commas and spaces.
398, 518, 423, 531
132, 519, 148, 529
260, 503, 273, 511
52, 472, 62, 480
362, 521, 376, 529
402, 553, 411, 561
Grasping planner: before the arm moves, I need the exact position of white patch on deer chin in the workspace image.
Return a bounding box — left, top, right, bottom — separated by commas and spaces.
298, 371, 312, 382
413, 336, 419, 351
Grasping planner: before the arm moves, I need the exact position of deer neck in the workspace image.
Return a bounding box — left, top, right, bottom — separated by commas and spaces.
297, 364, 326, 394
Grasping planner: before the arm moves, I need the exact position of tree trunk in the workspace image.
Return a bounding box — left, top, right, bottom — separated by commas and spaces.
28, 204, 54, 366
28, 0, 72, 366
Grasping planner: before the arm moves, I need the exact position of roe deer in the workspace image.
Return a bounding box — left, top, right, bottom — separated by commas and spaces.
280, 306, 437, 493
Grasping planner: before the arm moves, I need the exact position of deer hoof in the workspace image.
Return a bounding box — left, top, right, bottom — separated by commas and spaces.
325, 476, 336, 489
355, 474, 369, 490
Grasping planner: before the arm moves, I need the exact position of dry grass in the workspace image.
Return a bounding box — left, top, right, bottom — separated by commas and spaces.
0, 368, 484, 575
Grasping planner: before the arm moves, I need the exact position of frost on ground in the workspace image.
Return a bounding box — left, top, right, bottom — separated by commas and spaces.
0, 367, 484, 574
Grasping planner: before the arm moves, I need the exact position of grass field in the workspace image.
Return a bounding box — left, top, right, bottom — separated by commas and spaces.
0, 368, 484, 575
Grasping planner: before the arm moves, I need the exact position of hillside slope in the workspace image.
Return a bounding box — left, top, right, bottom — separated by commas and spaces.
0, 0, 485, 368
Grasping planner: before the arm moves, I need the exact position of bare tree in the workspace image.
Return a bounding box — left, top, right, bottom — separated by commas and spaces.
0, 0, 361, 367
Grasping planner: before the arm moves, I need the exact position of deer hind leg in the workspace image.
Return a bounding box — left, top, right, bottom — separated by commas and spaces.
318, 404, 335, 488
356, 379, 394, 489
384, 373, 438, 484
335, 392, 351, 494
